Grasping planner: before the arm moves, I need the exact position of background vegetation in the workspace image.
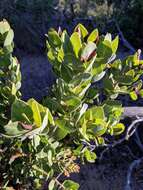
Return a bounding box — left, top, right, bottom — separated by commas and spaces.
0, 0, 143, 53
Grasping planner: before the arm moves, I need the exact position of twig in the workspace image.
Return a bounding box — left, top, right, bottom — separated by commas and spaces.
54, 156, 76, 190
125, 118, 143, 140
123, 107, 143, 119
99, 117, 143, 160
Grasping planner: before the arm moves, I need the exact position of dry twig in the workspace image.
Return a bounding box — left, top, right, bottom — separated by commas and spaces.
99, 117, 143, 160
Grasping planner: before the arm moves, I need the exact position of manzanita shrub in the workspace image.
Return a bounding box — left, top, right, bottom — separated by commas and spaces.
0, 21, 143, 190
44, 24, 143, 142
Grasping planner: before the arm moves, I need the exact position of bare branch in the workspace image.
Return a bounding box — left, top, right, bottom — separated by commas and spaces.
123, 107, 143, 118
125, 118, 143, 140
99, 117, 143, 160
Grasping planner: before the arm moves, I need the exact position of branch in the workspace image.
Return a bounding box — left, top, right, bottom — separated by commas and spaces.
99, 117, 143, 160
125, 118, 143, 140
123, 107, 143, 118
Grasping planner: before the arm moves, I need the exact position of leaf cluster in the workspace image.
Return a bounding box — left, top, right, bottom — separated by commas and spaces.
0, 20, 21, 126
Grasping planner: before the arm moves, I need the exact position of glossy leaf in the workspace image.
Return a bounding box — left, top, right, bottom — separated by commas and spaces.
112, 123, 125, 135
87, 29, 98, 42
61, 63, 73, 82
47, 29, 62, 47
11, 99, 33, 123
70, 32, 82, 57
74, 23, 88, 38
112, 36, 119, 53
48, 180, 55, 190
81, 42, 96, 61
130, 91, 138, 100
4, 121, 28, 136
0, 20, 10, 34
4, 29, 14, 47
63, 180, 80, 190
139, 89, 143, 98
84, 148, 97, 163
62, 30, 73, 53
29, 99, 42, 127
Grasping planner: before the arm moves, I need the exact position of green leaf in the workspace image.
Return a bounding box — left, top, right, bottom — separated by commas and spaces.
11, 83, 17, 95
61, 30, 73, 54
63, 54, 79, 66
112, 123, 125, 135
105, 33, 112, 41
93, 71, 106, 82
126, 69, 135, 77
81, 42, 96, 61
29, 99, 42, 127
130, 91, 138, 100
86, 88, 99, 99
63, 180, 79, 190
4, 121, 28, 136
93, 107, 105, 119
53, 127, 68, 140
48, 110, 55, 125
36, 149, 48, 159
43, 97, 64, 114
85, 106, 105, 120
84, 148, 97, 163
48, 180, 55, 190
47, 29, 62, 47
87, 29, 98, 42
97, 137, 105, 145
28, 98, 54, 126
61, 63, 73, 82
74, 23, 88, 38
115, 75, 133, 85
4, 29, 14, 47
97, 40, 112, 60
103, 100, 123, 121
70, 32, 82, 57
48, 150, 53, 166
139, 89, 143, 98
32, 135, 40, 148
11, 99, 33, 123
112, 36, 119, 53
55, 119, 75, 133
89, 121, 107, 136
79, 118, 89, 141
0, 20, 10, 34
64, 96, 81, 108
